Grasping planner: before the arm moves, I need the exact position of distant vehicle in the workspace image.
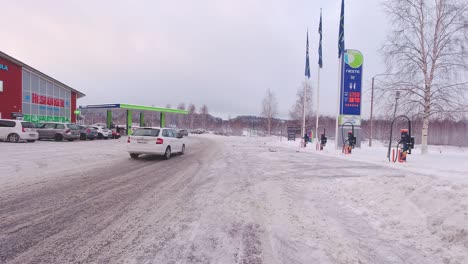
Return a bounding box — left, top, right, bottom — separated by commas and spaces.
127, 127, 185, 160
191, 129, 206, 134
36, 122, 80, 141
178, 129, 189, 136
89, 125, 110, 139
0, 119, 39, 143
77, 125, 98, 140
214, 130, 230, 136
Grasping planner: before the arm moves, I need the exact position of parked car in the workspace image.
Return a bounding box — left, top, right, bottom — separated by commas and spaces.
127, 127, 185, 160
36, 122, 80, 141
92, 123, 108, 128
178, 129, 189, 137
0, 119, 39, 143
89, 125, 111, 139
77, 125, 98, 140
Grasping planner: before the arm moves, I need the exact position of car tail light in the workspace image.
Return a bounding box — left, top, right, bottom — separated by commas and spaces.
127, 137, 131, 143
22, 127, 26, 132
87, 129, 91, 133
65, 129, 71, 134
156, 138, 164, 144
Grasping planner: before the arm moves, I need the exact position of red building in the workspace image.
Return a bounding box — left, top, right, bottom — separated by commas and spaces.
0, 51, 85, 123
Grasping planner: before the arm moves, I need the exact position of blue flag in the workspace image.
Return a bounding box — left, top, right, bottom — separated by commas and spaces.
338, 0, 345, 58
318, 9, 323, 68
305, 30, 311, 79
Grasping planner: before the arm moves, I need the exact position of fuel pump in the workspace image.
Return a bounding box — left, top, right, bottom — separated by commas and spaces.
315, 126, 327, 151
387, 115, 415, 163
341, 122, 356, 154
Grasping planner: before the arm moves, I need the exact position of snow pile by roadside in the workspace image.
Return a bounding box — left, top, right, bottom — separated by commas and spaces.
210, 134, 468, 263
260, 136, 468, 181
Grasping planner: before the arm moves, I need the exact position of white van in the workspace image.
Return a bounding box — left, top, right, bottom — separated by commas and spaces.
0, 119, 39, 143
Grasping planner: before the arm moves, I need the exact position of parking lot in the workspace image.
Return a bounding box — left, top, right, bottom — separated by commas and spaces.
1, 138, 125, 188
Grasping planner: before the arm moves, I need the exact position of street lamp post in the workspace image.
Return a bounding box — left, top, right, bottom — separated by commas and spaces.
369, 73, 395, 147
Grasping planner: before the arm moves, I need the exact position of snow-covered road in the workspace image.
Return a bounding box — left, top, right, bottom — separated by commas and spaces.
0, 135, 466, 263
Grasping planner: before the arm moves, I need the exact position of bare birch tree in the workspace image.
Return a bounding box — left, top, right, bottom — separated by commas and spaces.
188, 103, 196, 129
261, 89, 278, 135
289, 81, 313, 127
379, 0, 468, 154
165, 104, 172, 127
200, 104, 209, 129
177, 103, 186, 128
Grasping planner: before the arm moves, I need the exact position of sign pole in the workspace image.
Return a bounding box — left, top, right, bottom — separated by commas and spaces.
74, 110, 81, 125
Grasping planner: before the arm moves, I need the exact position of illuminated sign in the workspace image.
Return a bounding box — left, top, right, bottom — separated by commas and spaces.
339, 49, 363, 125
0, 64, 8, 71
31, 93, 65, 107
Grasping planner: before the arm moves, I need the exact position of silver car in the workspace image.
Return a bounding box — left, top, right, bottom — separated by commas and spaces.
36, 122, 80, 141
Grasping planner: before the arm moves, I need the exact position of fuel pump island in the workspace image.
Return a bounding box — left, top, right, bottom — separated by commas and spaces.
341, 122, 357, 154
387, 115, 415, 163
315, 126, 327, 151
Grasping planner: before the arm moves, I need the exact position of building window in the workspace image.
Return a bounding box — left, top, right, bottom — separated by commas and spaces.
46, 81, 53, 95
40, 79, 46, 94
21, 69, 72, 123
22, 70, 30, 91
31, 74, 39, 93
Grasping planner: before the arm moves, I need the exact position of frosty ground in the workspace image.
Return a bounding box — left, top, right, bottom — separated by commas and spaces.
0, 135, 467, 264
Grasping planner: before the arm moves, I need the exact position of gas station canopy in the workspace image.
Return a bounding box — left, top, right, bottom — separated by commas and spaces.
80, 104, 189, 114
79, 103, 188, 134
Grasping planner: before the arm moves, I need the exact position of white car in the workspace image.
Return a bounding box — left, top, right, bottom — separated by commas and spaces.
89, 125, 111, 139
127, 127, 185, 159
91, 123, 108, 128
0, 119, 39, 143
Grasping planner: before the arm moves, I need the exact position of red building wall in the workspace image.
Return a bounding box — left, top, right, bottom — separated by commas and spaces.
0, 57, 22, 119
71, 92, 77, 123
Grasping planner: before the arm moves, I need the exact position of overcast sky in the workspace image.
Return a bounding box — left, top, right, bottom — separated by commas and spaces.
1, 0, 390, 119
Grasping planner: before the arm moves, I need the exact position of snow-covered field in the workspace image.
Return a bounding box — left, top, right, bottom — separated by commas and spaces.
1, 135, 467, 263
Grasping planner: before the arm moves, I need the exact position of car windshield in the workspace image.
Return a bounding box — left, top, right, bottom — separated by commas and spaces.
132, 128, 160, 137
67, 124, 79, 130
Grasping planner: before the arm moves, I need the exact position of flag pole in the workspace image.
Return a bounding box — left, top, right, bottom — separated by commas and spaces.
335, 58, 341, 149
315, 68, 320, 143
336, 0, 345, 149
316, 9, 322, 145
302, 29, 310, 149
302, 77, 307, 148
